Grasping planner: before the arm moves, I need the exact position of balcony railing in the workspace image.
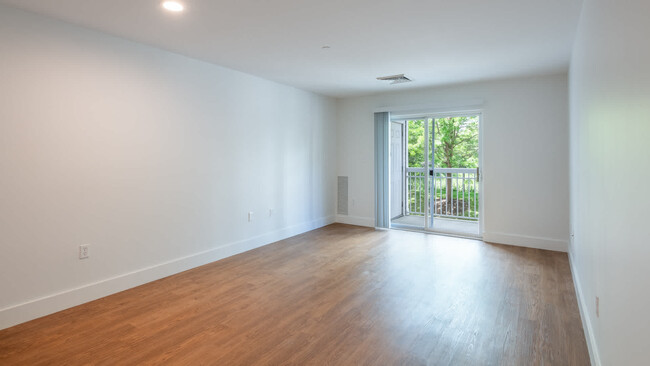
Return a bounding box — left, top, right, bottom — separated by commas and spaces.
406, 167, 479, 220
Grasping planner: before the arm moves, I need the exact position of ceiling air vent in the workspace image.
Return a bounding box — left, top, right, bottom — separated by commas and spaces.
376, 73, 412, 85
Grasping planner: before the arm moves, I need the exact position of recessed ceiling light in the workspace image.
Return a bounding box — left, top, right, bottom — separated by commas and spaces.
162, 1, 184, 12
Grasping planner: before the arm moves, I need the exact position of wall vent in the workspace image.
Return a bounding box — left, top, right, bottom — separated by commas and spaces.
376, 73, 412, 84
337, 176, 349, 215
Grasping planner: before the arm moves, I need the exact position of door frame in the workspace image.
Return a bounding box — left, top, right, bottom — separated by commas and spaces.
389, 120, 406, 219
389, 110, 484, 237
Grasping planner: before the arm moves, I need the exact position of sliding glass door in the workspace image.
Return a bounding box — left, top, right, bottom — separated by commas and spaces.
390, 113, 481, 237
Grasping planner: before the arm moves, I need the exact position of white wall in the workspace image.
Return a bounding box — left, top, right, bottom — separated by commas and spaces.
569, 0, 650, 364
0, 5, 336, 329
336, 74, 570, 251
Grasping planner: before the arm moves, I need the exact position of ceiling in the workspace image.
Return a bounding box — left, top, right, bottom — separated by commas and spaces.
0, 0, 584, 97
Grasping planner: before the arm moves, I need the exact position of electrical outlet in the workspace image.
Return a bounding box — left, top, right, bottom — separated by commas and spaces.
596, 296, 600, 317
248, 212, 254, 222
79, 245, 89, 259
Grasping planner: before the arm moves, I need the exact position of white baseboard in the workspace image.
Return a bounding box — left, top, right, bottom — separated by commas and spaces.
568, 252, 602, 366
482, 231, 568, 252
335, 215, 374, 227
0, 215, 335, 331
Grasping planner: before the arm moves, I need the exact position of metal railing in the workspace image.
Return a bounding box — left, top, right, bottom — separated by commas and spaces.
406, 167, 479, 220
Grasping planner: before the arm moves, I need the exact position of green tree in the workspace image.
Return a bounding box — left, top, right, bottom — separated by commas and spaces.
434, 116, 478, 169
434, 116, 479, 204
406, 117, 479, 213
407, 119, 428, 168
407, 117, 478, 169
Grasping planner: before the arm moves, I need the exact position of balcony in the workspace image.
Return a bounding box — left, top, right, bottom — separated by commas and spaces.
391, 167, 479, 237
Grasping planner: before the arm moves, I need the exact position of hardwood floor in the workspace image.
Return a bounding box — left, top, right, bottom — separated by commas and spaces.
0, 224, 590, 365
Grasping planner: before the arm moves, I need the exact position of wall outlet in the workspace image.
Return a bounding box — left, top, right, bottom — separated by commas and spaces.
596, 296, 600, 317
79, 245, 89, 259
248, 212, 254, 222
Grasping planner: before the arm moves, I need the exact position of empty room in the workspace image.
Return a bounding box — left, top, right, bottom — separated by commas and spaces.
0, 0, 648, 365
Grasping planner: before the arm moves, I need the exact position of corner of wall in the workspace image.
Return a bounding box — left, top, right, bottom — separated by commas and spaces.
335, 215, 374, 227
568, 251, 602, 366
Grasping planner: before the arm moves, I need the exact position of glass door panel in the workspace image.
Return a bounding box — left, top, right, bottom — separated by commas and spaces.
427, 115, 481, 237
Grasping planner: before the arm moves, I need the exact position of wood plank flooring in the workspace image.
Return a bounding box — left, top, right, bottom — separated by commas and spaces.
0, 224, 590, 365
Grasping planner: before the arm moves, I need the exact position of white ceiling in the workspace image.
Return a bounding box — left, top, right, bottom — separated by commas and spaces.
0, 0, 584, 97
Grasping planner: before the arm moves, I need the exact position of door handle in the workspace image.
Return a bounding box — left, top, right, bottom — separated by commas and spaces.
476, 167, 480, 182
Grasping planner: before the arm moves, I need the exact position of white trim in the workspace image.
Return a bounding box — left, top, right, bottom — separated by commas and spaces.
482, 231, 568, 252
569, 252, 602, 366
424, 114, 430, 229
478, 113, 485, 236
335, 215, 374, 227
391, 110, 483, 121
0, 215, 335, 330
374, 100, 484, 115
